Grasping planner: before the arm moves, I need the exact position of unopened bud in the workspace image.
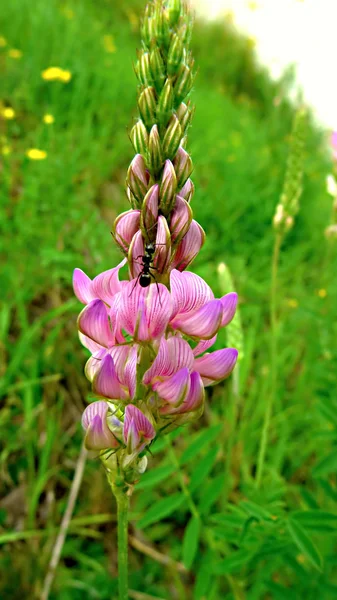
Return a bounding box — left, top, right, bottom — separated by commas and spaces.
159, 159, 177, 214
170, 195, 193, 244
167, 0, 181, 26
150, 47, 166, 92
162, 114, 183, 160
157, 79, 174, 126
174, 64, 193, 103
130, 120, 149, 157
136, 51, 152, 86
179, 178, 195, 203
127, 154, 148, 205
176, 101, 194, 132
174, 147, 193, 188
138, 86, 157, 129
273, 203, 284, 229
167, 33, 184, 76
141, 6, 155, 48
148, 125, 163, 174
141, 184, 159, 239
153, 5, 170, 48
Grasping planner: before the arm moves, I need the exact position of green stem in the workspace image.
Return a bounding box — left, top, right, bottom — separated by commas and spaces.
111, 483, 129, 600
256, 232, 282, 488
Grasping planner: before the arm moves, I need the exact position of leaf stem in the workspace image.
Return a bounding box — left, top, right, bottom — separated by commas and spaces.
113, 484, 130, 600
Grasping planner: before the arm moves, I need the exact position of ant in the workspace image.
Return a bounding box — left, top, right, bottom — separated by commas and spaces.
130, 240, 166, 304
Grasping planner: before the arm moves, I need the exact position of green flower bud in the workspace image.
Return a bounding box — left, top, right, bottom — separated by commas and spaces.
136, 50, 152, 86
176, 101, 194, 132
126, 154, 149, 206
167, 33, 184, 76
141, 5, 155, 48
173, 147, 193, 188
148, 125, 163, 175
138, 86, 157, 129
167, 0, 182, 26
159, 159, 177, 214
174, 64, 193, 104
150, 47, 166, 93
157, 78, 174, 126
130, 120, 149, 157
153, 4, 170, 48
162, 114, 182, 160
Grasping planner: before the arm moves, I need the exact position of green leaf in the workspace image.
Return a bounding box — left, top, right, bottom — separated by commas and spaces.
292, 510, 337, 532
240, 500, 273, 521
182, 515, 201, 569
189, 445, 219, 492
199, 473, 225, 515
264, 581, 297, 600
136, 464, 176, 490
212, 549, 253, 574
287, 518, 323, 571
180, 424, 222, 465
312, 449, 337, 478
137, 493, 185, 529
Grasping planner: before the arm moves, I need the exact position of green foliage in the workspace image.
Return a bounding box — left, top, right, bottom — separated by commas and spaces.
1, 0, 337, 598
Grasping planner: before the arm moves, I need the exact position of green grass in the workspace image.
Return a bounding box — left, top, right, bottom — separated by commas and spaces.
1, 1, 337, 598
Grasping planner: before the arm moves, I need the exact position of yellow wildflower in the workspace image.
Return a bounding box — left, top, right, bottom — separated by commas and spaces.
317, 288, 327, 298
43, 114, 55, 124
287, 299, 298, 309
0, 36, 7, 48
8, 48, 22, 59
26, 148, 47, 160
103, 35, 116, 53
2, 107, 15, 120
2, 145, 11, 156
41, 67, 72, 83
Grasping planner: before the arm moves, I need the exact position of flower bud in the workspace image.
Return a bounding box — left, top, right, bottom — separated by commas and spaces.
141, 184, 159, 238
153, 5, 170, 48
176, 101, 194, 132
148, 125, 163, 174
136, 50, 152, 86
179, 178, 195, 203
167, 33, 184, 75
138, 86, 157, 129
150, 47, 166, 92
113, 209, 141, 254
153, 215, 171, 273
170, 195, 193, 244
157, 79, 174, 126
174, 147, 193, 188
174, 64, 193, 103
159, 159, 177, 214
167, 0, 181, 26
162, 114, 183, 160
126, 154, 148, 205
141, 6, 155, 48
130, 120, 149, 157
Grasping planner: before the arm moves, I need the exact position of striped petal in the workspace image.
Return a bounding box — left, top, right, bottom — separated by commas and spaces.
194, 348, 238, 386
220, 293, 238, 327
153, 215, 171, 273
170, 220, 205, 271
170, 269, 214, 318
92, 354, 127, 400
153, 367, 190, 406
113, 210, 141, 253
192, 335, 217, 357
163, 371, 204, 415
82, 401, 119, 450
77, 299, 113, 348
123, 404, 155, 453
170, 299, 223, 340
73, 268, 95, 305
91, 259, 126, 306
119, 281, 171, 342
170, 196, 193, 244
129, 230, 144, 278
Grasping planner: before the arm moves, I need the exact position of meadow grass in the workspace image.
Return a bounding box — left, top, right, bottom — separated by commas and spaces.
1, 1, 337, 598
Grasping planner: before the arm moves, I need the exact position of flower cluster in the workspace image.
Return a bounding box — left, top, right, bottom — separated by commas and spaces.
73, 0, 238, 483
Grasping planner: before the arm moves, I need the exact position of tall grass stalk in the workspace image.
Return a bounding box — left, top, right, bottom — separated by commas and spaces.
109, 482, 129, 600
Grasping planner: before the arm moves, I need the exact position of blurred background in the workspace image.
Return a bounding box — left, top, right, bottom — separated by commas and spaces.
1, 0, 337, 598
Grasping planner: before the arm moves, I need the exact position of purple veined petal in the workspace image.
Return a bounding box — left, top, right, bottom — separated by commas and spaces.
163, 371, 204, 415
170, 269, 214, 319
124, 345, 138, 400
143, 337, 171, 384
109, 345, 134, 383
128, 230, 144, 278
170, 195, 193, 244
192, 335, 217, 357
167, 335, 194, 372
194, 348, 238, 386
113, 210, 141, 254
170, 220, 205, 272
73, 268, 95, 305
119, 281, 171, 341
85, 348, 108, 382
78, 332, 104, 355
179, 178, 195, 203
82, 401, 119, 450
141, 184, 159, 233
220, 292, 238, 327
77, 299, 113, 348
153, 215, 171, 273
109, 292, 126, 344
91, 259, 127, 306
92, 354, 127, 400
123, 404, 156, 452
171, 299, 223, 340
153, 367, 190, 406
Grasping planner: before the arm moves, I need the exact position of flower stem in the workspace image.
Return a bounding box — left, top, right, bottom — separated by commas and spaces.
256, 232, 282, 488
111, 482, 129, 600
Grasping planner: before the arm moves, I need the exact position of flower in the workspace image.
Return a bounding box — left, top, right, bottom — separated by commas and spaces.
2, 107, 15, 120
8, 48, 22, 59
43, 114, 54, 124
41, 67, 72, 82
26, 148, 47, 160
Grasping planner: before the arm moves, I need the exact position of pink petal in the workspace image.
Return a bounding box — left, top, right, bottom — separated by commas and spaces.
192, 335, 217, 357
153, 367, 190, 406
85, 348, 108, 382
141, 185, 159, 233
194, 348, 238, 385
78, 332, 104, 355
113, 210, 141, 253
82, 401, 119, 450
164, 371, 204, 414
128, 230, 144, 278
123, 404, 155, 452
143, 338, 170, 384
220, 293, 238, 327
124, 345, 138, 400
91, 259, 127, 306
170, 269, 214, 318
167, 336, 194, 372
170, 220, 205, 271
73, 269, 95, 305
77, 299, 113, 348
170, 299, 223, 340
153, 215, 171, 273
170, 196, 193, 244
109, 345, 134, 383
119, 282, 171, 341
92, 354, 127, 400
179, 178, 195, 203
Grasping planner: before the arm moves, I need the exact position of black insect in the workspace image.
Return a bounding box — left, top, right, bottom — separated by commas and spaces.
138, 242, 156, 288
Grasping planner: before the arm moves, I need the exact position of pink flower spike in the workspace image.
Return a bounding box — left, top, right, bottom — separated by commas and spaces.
92, 354, 127, 400
82, 401, 119, 450
153, 215, 171, 273
113, 210, 141, 254
153, 367, 190, 406
123, 405, 155, 453
77, 299, 113, 348
119, 282, 171, 342
73, 269, 95, 305
91, 259, 127, 306
194, 348, 238, 386
170, 195, 193, 244
129, 230, 144, 278
220, 292, 238, 327
170, 299, 223, 340
171, 220, 205, 271
170, 269, 214, 318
